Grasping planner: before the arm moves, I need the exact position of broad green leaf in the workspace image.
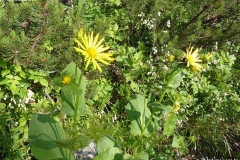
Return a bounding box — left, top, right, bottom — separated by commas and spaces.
133, 51, 143, 63
125, 94, 153, 137
135, 152, 149, 160
77, 76, 88, 116
97, 136, 119, 153
166, 68, 185, 88
13, 76, 21, 80
123, 154, 135, 160
95, 136, 121, 160
1, 69, 10, 77
172, 134, 180, 148
61, 86, 75, 116
54, 135, 92, 150
94, 147, 121, 160
148, 102, 169, 113
61, 62, 89, 116
14, 65, 22, 72
10, 83, 20, 95
19, 117, 27, 127
6, 74, 14, 79
235, 106, 240, 112
157, 153, 169, 160
28, 114, 73, 160
39, 78, 48, 87
20, 70, 26, 79
163, 112, 177, 135
172, 134, 185, 149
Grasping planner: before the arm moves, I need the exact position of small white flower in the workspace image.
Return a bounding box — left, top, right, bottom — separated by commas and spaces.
215, 41, 218, 50
25, 89, 35, 104
138, 12, 145, 17
167, 20, 171, 28
163, 65, 169, 70
27, 89, 34, 98
152, 46, 158, 54
157, 11, 161, 17
112, 114, 117, 123
3, 95, 7, 100
143, 19, 147, 24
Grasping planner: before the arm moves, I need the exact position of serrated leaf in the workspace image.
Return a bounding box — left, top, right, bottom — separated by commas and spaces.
1, 69, 10, 77
19, 117, 27, 127
10, 83, 20, 95
39, 78, 48, 87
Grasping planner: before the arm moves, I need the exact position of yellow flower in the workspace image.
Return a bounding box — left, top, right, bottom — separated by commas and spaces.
62, 76, 71, 84
191, 66, 201, 73
173, 101, 180, 113
204, 53, 212, 61
173, 105, 180, 113
73, 30, 115, 72
184, 46, 202, 71
168, 55, 174, 62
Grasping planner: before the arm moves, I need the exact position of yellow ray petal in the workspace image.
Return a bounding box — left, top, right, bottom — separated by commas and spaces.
95, 38, 104, 48
85, 58, 91, 69
95, 61, 102, 72
97, 46, 110, 53
93, 34, 99, 47
97, 58, 111, 65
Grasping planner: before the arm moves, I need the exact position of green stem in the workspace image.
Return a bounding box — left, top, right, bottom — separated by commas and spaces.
73, 62, 85, 129
141, 96, 146, 133
69, 61, 85, 160
141, 113, 154, 137
159, 88, 168, 103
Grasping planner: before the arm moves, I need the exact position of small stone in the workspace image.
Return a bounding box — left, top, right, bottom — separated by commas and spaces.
22, 21, 29, 28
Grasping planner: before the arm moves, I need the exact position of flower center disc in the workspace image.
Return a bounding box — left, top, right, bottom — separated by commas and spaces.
87, 47, 97, 58
187, 55, 194, 64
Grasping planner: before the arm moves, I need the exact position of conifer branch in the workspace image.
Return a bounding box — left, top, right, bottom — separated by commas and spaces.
30, 11, 47, 52
26, 4, 48, 65
186, 5, 208, 28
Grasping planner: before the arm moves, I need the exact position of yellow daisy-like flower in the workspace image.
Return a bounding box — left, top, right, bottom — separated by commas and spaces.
184, 46, 202, 70
62, 76, 71, 84
73, 30, 115, 72
204, 53, 212, 61
191, 66, 201, 73
168, 55, 174, 62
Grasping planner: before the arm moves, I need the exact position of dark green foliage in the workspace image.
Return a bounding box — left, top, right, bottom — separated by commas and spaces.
1, 0, 240, 159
